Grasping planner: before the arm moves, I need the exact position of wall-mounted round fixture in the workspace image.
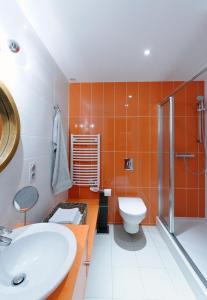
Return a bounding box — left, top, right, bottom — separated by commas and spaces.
128, 95, 133, 99
8, 39, 20, 53
144, 49, 150, 56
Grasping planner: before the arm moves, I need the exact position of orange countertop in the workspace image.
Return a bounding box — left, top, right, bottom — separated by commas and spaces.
68, 198, 99, 261
48, 199, 99, 299
47, 224, 89, 300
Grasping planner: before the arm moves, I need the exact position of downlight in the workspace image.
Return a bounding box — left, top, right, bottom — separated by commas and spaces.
144, 49, 150, 56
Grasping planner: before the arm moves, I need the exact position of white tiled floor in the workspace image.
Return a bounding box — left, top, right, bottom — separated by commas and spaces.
85, 225, 197, 300
175, 217, 207, 280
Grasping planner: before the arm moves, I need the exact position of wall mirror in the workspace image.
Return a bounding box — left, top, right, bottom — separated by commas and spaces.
0, 82, 20, 172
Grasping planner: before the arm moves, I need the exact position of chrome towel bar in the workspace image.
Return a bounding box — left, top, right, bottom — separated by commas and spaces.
175, 153, 195, 158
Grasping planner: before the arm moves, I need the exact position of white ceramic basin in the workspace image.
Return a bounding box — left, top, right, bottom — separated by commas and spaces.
0, 223, 77, 300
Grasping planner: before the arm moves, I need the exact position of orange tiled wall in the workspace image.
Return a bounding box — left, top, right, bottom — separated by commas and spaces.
68, 81, 205, 224
174, 81, 205, 217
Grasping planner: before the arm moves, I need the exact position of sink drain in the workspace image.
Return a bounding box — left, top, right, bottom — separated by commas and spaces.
12, 273, 26, 286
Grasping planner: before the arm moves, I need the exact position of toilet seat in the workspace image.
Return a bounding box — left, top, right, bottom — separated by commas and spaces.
118, 197, 146, 215
118, 197, 147, 234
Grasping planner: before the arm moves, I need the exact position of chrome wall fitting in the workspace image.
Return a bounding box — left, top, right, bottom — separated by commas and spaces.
8, 39, 20, 53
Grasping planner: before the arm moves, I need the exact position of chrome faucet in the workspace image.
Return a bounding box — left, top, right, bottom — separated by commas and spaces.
0, 226, 12, 246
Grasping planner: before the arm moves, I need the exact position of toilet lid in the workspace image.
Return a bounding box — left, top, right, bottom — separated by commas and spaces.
118, 197, 147, 215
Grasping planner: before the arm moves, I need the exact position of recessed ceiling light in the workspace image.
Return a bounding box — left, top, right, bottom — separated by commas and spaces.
144, 49, 150, 56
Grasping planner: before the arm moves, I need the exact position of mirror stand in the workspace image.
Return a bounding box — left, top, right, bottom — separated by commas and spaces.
23, 210, 27, 226
13, 186, 39, 226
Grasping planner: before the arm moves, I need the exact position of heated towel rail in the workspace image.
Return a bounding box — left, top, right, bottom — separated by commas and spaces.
71, 134, 100, 188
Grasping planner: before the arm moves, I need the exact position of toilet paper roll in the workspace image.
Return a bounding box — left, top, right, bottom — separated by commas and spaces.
104, 189, 112, 197
90, 186, 99, 192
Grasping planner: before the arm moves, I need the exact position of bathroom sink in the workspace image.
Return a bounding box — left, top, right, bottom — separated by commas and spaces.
0, 223, 77, 300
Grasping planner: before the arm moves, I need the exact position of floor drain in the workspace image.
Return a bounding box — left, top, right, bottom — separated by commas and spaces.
12, 273, 26, 286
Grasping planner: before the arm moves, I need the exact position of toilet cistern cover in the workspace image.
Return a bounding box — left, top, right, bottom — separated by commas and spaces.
118, 197, 147, 215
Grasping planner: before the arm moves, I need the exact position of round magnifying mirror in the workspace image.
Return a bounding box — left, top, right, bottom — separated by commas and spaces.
13, 186, 39, 225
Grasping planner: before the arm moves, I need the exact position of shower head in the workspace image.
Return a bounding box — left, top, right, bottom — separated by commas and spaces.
197, 96, 204, 102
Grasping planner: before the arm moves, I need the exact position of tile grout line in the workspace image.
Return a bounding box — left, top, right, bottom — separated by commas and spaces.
102, 82, 104, 190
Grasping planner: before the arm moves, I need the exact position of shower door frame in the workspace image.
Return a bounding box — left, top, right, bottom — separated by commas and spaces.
157, 64, 207, 288
158, 96, 175, 233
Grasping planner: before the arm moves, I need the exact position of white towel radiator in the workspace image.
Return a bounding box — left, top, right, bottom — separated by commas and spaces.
70, 134, 100, 188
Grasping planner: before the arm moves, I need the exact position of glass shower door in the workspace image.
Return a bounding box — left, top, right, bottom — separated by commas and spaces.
158, 97, 174, 233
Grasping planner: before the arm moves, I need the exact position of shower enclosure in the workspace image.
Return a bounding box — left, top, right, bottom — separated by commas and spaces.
158, 97, 174, 233
158, 66, 207, 286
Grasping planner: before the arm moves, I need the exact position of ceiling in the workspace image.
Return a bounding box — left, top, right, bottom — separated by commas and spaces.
17, 0, 207, 82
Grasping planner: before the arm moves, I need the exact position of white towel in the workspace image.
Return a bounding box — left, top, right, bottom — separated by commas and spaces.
73, 211, 82, 224
51, 110, 72, 194
49, 208, 79, 224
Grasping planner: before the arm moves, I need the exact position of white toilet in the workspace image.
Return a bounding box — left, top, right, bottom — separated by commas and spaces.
118, 197, 147, 234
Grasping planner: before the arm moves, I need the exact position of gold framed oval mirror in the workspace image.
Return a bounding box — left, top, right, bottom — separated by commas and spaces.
0, 82, 20, 172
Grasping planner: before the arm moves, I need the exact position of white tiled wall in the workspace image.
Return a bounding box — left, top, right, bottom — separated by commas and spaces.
0, 1, 68, 227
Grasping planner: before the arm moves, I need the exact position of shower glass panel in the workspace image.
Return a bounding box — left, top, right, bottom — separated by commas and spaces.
158, 97, 174, 233
173, 76, 207, 283
158, 66, 207, 285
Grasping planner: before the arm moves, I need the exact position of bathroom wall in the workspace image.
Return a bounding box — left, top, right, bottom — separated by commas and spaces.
174, 81, 205, 217
69, 81, 205, 224
0, 1, 68, 227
